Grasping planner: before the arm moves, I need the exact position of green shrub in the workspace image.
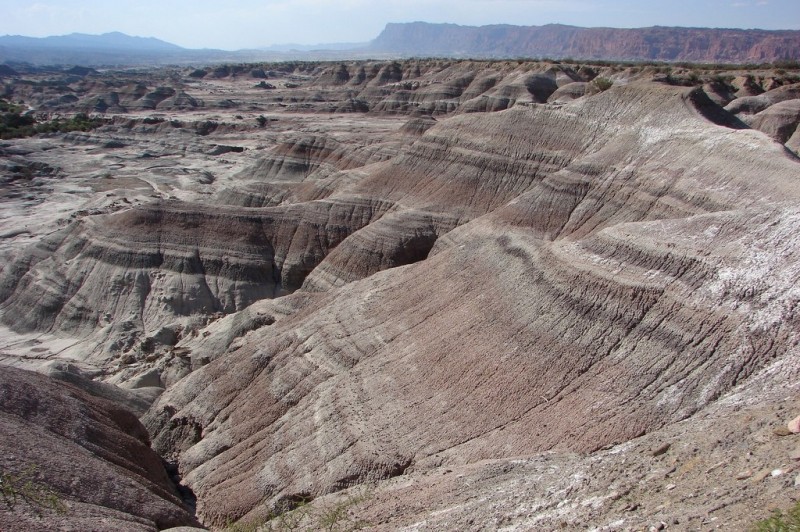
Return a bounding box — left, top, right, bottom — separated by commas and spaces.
225, 486, 372, 532
1, 466, 66, 515
0, 100, 104, 139
593, 77, 614, 91
773, 59, 800, 70
753, 500, 800, 531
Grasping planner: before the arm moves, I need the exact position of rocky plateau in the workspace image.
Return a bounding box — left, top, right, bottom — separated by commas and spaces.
370, 23, 800, 63
1, 59, 800, 530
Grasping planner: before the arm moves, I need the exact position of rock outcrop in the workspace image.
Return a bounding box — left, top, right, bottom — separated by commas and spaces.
748, 99, 800, 144
723, 82, 800, 151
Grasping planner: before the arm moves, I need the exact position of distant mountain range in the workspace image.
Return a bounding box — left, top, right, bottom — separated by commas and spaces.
0, 31, 377, 66
1, 24, 798, 67
0, 31, 182, 52
0, 32, 188, 65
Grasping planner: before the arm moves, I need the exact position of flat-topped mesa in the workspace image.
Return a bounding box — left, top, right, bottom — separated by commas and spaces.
370, 22, 800, 63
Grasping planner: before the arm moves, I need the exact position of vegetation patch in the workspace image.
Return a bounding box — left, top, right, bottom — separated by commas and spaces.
592, 77, 614, 91
753, 500, 800, 531
226, 487, 372, 532
0, 99, 104, 139
1, 466, 67, 515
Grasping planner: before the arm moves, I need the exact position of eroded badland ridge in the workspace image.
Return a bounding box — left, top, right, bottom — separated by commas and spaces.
1, 59, 800, 530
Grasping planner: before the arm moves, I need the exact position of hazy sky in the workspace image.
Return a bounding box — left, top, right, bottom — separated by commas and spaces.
1, 0, 797, 50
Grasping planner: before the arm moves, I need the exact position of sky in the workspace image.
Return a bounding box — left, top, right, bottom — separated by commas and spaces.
0, 0, 797, 50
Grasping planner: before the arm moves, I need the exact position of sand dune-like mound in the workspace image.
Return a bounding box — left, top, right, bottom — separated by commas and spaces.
725, 83, 800, 115
748, 99, 800, 145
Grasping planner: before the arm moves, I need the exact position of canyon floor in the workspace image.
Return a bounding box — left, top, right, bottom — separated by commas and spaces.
1, 59, 800, 531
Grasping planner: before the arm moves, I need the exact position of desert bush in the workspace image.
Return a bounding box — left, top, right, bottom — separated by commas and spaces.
0, 99, 34, 137
773, 59, 800, 70
1, 466, 66, 515
712, 74, 735, 84
593, 77, 614, 91
225, 486, 372, 532
0, 100, 104, 139
753, 500, 800, 531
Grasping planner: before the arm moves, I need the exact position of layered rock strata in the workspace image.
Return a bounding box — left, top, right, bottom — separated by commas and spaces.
139, 83, 800, 525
